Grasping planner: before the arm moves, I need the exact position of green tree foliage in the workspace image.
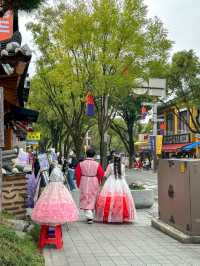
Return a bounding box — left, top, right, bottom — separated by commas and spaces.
29, 67, 93, 158
4, 0, 45, 11
111, 95, 144, 167
168, 50, 200, 133
28, 0, 171, 164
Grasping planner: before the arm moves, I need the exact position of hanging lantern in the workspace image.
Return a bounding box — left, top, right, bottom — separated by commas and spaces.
86, 91, 95, 116
141, 106, 147, 119
160, 122, 166, 130
159, 122, 166, 135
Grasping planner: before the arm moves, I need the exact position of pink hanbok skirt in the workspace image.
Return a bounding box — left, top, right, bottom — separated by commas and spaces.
32, 182, 79, 225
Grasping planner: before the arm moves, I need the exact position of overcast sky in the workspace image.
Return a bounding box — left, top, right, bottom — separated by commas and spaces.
19, 0, 200, 76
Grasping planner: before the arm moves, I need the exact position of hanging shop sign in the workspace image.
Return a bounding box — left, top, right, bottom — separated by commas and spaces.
27, 131, 41, 141
163, 133, 190, 145
149, 135, 156, 151
156, 135, 163, 155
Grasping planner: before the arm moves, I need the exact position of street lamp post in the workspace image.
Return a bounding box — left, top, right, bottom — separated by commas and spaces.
133, 78, 166, 172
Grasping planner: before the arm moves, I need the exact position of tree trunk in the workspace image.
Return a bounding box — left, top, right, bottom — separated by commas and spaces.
58, 133, 63, 155
97, 95, 109, 170
63, 134, 71, 158
99, 130, 107, 170
127, 123, 135, 168
71, 133, 84, 160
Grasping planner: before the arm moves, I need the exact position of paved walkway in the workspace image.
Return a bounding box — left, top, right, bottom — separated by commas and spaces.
44, 170, 200, 266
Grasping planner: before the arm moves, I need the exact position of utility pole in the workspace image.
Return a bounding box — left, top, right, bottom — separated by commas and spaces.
133, 78, 166, 172
152, 101, 158, 172
142, 101, 163, 172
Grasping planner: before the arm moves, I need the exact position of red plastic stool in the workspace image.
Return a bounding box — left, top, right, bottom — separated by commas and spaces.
38, 225, 63, 249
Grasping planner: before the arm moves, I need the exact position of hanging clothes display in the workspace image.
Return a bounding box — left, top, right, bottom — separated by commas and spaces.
32, 167, 79, 225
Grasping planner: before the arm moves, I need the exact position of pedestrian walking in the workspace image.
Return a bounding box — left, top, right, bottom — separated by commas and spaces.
75, 147, 104, 224
67, 160, 77, 191
95, 153, 136, 223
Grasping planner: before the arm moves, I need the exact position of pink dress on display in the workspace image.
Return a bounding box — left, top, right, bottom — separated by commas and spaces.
95, 163, 136, 223
31, 167, 79, 225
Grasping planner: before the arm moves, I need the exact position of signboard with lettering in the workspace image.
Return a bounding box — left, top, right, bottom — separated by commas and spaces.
27, 132, 41, 141
163, 133, 190, 145
0, 10, 13, 41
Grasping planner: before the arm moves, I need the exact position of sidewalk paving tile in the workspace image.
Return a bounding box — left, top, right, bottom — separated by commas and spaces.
43, 170, 200, 266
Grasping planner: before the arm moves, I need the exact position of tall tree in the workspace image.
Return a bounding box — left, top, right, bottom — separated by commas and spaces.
28, 0, 171, 167
111, 95, 144, 167
29, 67, 94, 159
167, 50, 200, 133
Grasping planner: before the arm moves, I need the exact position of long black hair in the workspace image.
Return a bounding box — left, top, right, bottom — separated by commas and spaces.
114, 155, 121, 179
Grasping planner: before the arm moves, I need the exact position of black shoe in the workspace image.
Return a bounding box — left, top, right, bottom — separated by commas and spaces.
87, 219, 93, 224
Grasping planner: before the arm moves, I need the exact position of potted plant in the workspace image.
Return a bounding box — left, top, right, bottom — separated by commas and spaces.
129, 182, 154, 209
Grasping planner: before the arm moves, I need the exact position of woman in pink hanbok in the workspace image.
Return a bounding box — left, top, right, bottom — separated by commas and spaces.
96, 154, 136, 223
31, 166, 79, 225
75, 148, 104, 224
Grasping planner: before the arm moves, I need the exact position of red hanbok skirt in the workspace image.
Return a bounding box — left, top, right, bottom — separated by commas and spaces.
95, 177, 136, 223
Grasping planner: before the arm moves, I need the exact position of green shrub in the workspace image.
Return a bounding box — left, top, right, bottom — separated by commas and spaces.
0, 224, 44, 266
129, 182, 145, 190
29, 223, 40, 244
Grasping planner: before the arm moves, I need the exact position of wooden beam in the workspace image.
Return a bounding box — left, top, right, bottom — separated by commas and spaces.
0, 87, 3, 212
0, 87, 4, 147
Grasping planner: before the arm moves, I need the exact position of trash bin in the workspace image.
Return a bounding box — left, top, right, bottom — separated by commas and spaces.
158, 159, 200, 236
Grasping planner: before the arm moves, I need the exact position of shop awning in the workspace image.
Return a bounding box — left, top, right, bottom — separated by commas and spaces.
181, 142, 200, 152
4, 106, 39, 123
162, 143, 189, 153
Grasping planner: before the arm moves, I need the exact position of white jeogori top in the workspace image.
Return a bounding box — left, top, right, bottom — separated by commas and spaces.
49, 167, 64, 183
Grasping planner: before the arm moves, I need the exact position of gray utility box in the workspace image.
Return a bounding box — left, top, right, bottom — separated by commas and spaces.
158, 159, 200, 236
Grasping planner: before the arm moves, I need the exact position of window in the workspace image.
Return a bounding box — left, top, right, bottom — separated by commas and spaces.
166, 113, 174, 135
178, 110, 188, 133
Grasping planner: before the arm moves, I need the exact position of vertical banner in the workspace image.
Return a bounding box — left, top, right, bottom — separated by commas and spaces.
0, 10, 13, 41
156, 135, 163, 155
0, 87, 4, 148
149, 135, 156, 151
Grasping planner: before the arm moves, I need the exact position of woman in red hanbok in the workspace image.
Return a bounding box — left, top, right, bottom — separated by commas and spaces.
95, 154, 136, 223
75, 148, 104, 223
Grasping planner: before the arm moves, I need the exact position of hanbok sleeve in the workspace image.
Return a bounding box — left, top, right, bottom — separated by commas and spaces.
75, 163, 82, 188
97, 164, 104, 184
104, 164, 112, 178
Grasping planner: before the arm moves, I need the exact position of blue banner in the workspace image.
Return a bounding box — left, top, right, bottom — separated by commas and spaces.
149, 135, 156, 151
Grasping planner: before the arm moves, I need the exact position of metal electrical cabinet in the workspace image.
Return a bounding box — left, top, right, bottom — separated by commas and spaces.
158, 159, 200, 236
